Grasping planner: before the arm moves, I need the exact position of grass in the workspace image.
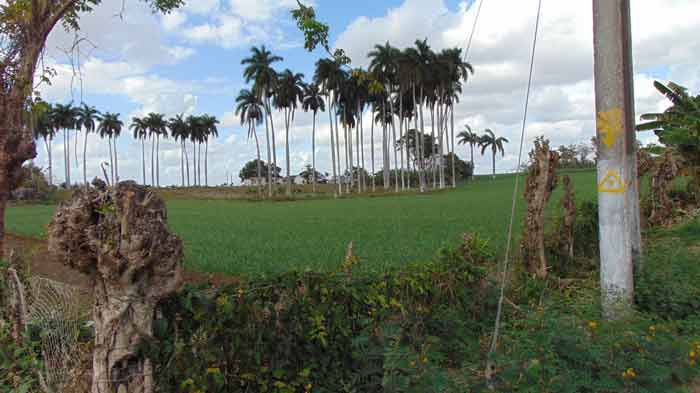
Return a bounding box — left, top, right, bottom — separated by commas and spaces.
6, 169, 598, 277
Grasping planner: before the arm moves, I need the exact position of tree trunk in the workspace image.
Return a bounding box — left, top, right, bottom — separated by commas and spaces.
334, 101, 342, 196
370, 103, 376, 192
113, 137, 119, 183
83, 130, 88, 185
183, 141, 190, 187
343, 122, 350, 193
382, 103, 389, 190
65, 129, 71, 186
359, 105, 366, 192
45, 137, 53, 186
267, 96, 277, 185
141, 139, 146, 185
180, 141, 185, 187
156, 135, 160, 187
450, 105, 456, 188
399, 90, 406, 190
492, 151, 496, 180
285, 108, 292, 197
328, 96, 338, 198
430, 105, 436, 189
108, 138, 114, 185
312, 112, 317, 193
205, 139, 209, 187
253, 124, 262, 198
48, 182, 183, 393
416, 84, 426, 193
151, 135, 155, 186
387, 85, 399, 193
264, 96, 273, 197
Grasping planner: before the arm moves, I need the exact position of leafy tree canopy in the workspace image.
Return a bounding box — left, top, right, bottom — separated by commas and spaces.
239, 159, 281, 181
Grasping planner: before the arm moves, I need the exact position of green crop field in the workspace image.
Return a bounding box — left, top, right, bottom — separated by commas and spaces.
7, 170, 598, 277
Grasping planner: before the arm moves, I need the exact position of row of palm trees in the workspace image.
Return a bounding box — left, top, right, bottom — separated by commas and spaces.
32, 101, 219, 187
235, 40, 508, 198
457, 127, 509, 179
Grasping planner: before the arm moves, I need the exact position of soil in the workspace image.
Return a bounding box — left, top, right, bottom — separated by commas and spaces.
4, 233, 241, 291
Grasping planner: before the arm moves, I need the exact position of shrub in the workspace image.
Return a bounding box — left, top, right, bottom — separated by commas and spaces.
146, 234, 496, 393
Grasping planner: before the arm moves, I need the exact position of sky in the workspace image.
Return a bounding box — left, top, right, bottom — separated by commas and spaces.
34, 0, 700, 186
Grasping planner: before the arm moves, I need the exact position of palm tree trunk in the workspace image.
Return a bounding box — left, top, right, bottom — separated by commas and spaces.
180, 141, 185, 187
399, 90, 406, 190
356, 100, 362, 192
141, 139, 146, 185
312, 111, 317, 193
381, 102, 389, 190
253, 123, 262, 198
334, 101, 342, 195
183, 141, 190, 187
205, 139, 209, 187
492, 150, 496, 179
45, 137, 53, 186
74, 128, 79, 169
359, 105, 366, 192
430, 105, 436, 189
470, 143, 475, 178
197, 142, 202, 187
285, 108, 292, 197
157, 135, 162, 187
113, 137, 119, 183
343, 121, 349, 193
108, 137, 114, 185
418, 86, 427, 192
266, 95, 277, 186
83, 130, 88, 185
450, 104, 456, 188
150, 135, 155, 186
370, 103, 376, 192
388, 87, 399, 193
264, 102, 273, 197
328, 96, 338, 198
64, 129, 71, 186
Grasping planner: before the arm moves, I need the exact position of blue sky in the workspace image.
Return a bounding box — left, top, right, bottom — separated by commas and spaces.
36, 0, 700, 186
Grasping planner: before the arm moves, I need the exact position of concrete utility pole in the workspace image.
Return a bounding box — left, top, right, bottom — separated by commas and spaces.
592, 0, 641, 319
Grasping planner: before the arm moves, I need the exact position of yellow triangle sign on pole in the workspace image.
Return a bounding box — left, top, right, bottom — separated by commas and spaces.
598, 170, 625, 193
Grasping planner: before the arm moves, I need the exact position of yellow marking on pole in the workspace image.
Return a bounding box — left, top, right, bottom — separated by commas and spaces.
597, 108, 623, 148
598, 170, 625, 193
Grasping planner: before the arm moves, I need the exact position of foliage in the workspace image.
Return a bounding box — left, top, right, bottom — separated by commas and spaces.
637, 81, 700, 198
147, 234, 496, 393
240, 159, 282, 181
556, 143, 595, 169
299, 165, 326, 184
636, 220, 700, 320
291, 1, 351, 65
16, 162, 54, 201
486, 302, 700, 393
0, 325, 43, 393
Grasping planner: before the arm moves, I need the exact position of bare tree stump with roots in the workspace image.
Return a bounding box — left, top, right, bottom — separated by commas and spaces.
522, 137, 559, 279
48, 180, 183, 393
649, 152, 680, 226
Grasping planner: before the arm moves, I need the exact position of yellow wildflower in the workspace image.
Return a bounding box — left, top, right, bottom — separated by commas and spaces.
622, 368, 636, 378
588, 321, 598, 330
690, 351, 697, 359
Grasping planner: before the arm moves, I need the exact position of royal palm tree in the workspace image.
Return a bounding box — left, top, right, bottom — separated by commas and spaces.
168, 114, 189, 187
236, 88, 265, 197
97, 112, 123, 184
31, 101, 56, 185
51, 103, 77, 186
314, 58, 346, 196
145, 112, 167, 187
200, 114, 219, 187
479, 129, 508, 179
75, 104, 101, 184
369, 42, 401, 191
457, 125, 479, 176
302, 83, 326, 193
242, 46, 283, 190
129, 117, 149, 185
237, 89, 270, 196
274, 69, 305, 196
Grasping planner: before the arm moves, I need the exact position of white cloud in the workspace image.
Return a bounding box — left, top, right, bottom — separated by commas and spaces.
161, 11, 187, 30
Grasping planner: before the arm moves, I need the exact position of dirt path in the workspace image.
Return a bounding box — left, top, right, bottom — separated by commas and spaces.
4, 233, 241, 291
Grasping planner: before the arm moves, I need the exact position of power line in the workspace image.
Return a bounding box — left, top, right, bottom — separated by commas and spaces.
486, 0, 544, 380
463, 0, 486, 62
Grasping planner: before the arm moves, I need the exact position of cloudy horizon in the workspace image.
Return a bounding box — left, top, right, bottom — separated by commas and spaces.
33, 0, 700, 186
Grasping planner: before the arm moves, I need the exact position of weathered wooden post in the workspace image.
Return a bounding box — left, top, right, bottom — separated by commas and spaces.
592, 0, 641, 318
48, 180, 183, 393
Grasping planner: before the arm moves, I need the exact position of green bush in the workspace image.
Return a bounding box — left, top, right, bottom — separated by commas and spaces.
0, 325, 43, 393
485, 305, 700, 393
636, 220, 700, 320
146, 235, 496, 393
